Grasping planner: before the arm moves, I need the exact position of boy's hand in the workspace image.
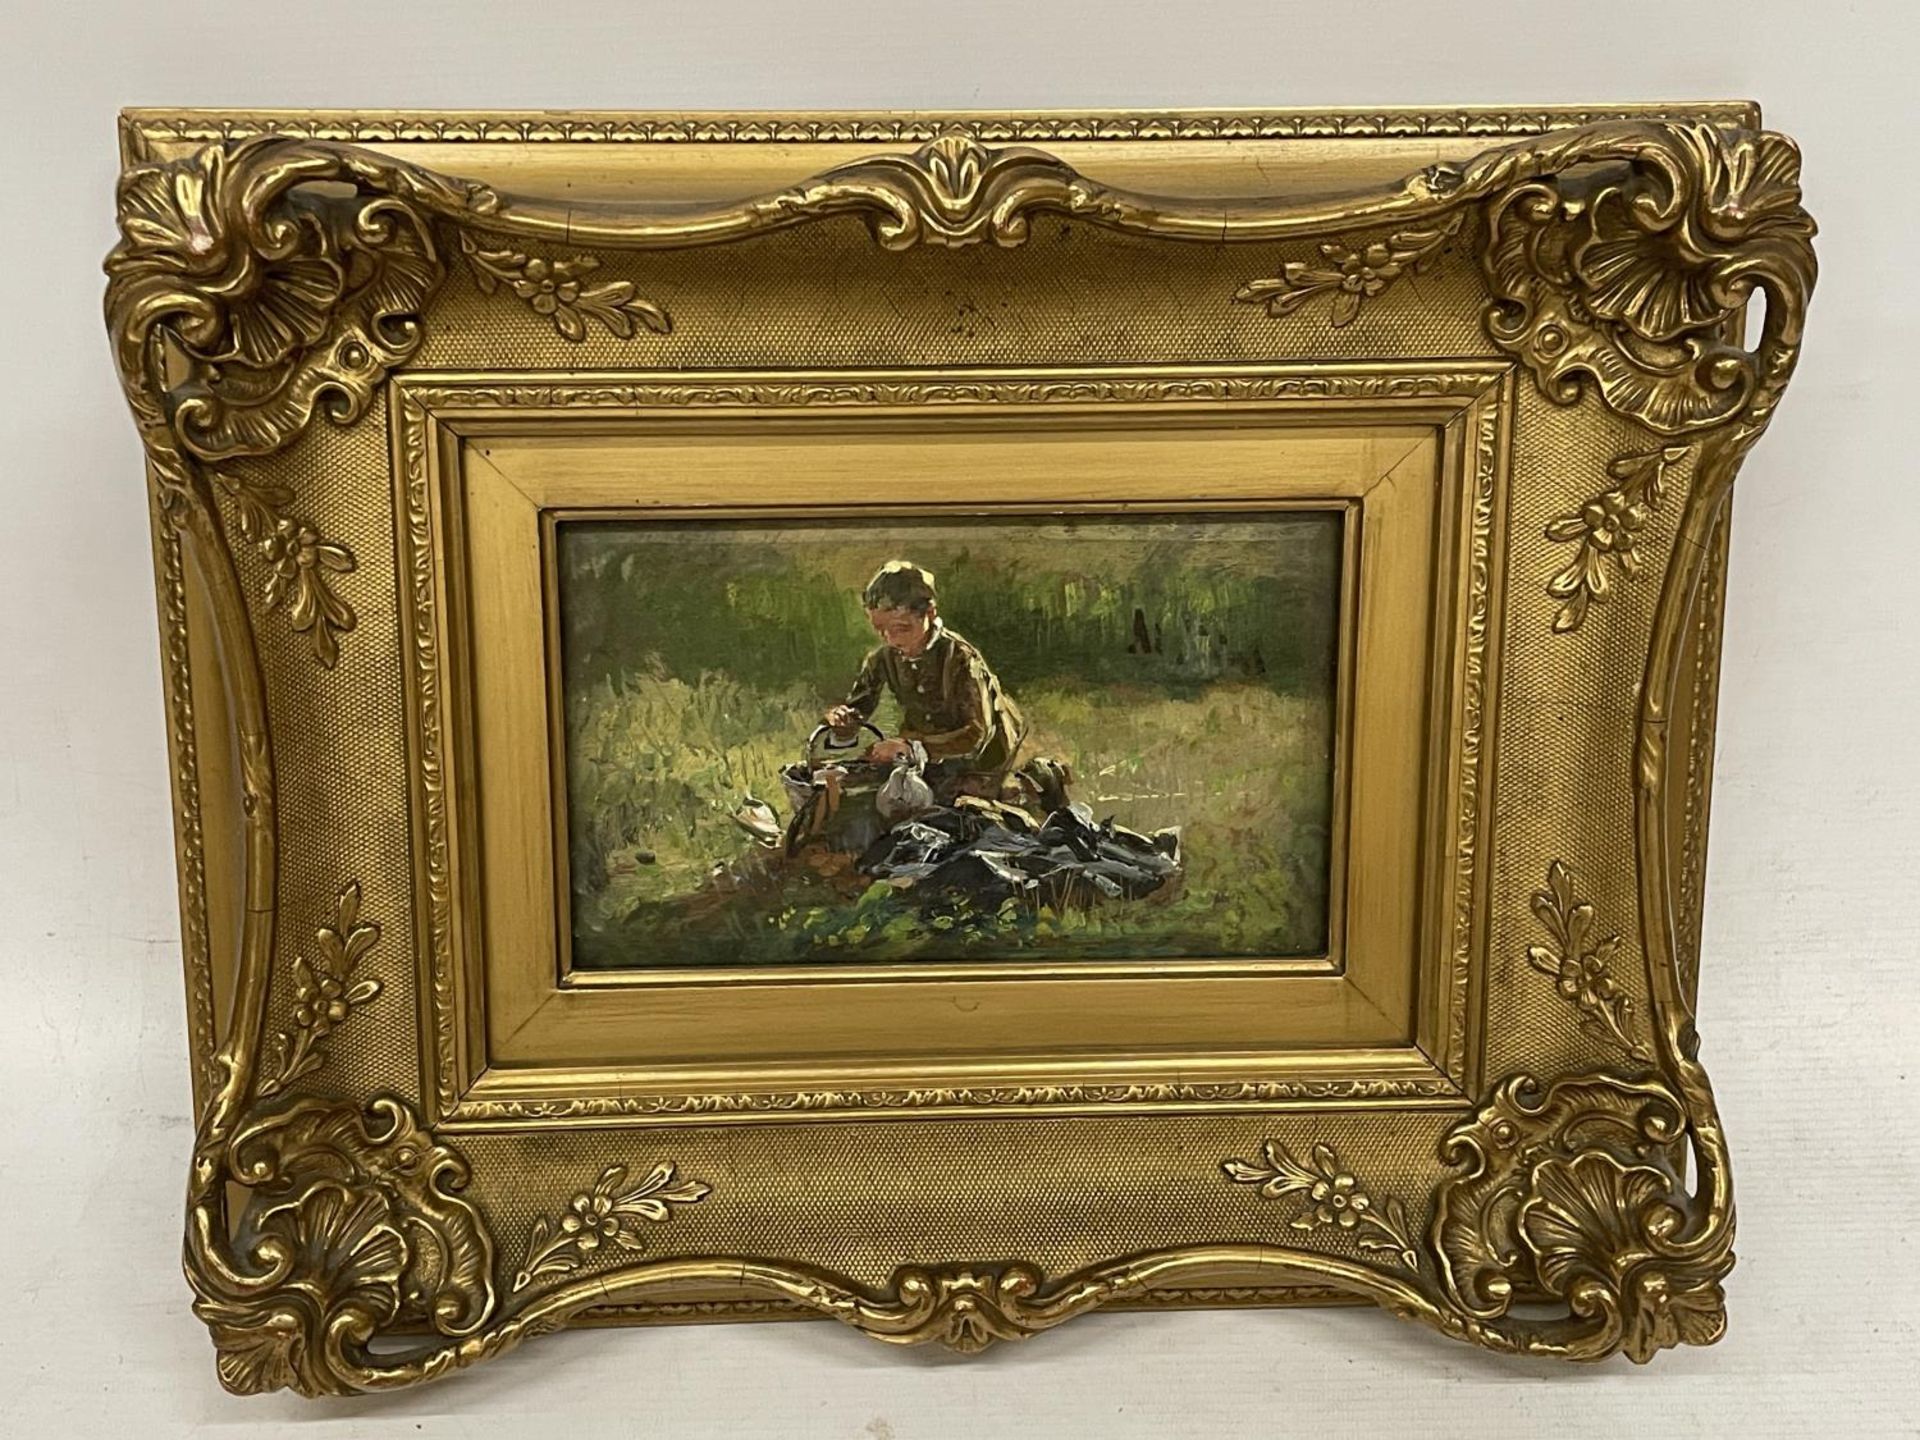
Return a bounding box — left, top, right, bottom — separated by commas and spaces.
824, 704, 861, 731
866, 738, 912, 764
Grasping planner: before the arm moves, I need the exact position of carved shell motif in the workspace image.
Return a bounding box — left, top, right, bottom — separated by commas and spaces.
107, 139, 463, 463
1475, 123, 1815, 436
1434, 1074, 1731, 1362
193, 1097, 497, 1396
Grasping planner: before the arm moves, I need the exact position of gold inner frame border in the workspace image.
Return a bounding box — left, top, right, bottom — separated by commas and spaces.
542, 494, 1363, 988
392, 364, 1510, 1128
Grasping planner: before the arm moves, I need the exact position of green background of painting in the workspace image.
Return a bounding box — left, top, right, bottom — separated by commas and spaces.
558, 514, 1341, 967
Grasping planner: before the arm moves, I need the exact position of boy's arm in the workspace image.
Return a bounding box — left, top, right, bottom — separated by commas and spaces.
841, 647, 887, 720
900, 649, 992, 761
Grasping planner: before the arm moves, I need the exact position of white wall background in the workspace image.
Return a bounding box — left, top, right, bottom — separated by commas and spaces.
1, 2, 1914, 1434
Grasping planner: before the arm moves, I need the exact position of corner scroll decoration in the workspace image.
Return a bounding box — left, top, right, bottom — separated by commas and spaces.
106, 140, 468, 474
1431, 1073, 1730, 1362
102, 137, 677, 671
1231, 124, 1815, 440
1472, 125, 1815, 438
106, 140, 463, 671
189, 1094, 499, 1397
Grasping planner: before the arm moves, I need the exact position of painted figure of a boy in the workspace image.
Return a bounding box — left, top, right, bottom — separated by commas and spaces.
824, 561, 1027, 802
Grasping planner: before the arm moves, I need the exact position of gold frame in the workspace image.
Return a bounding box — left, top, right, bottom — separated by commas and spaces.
106, 104, 1816, 1396
430, 393, 1467, 1115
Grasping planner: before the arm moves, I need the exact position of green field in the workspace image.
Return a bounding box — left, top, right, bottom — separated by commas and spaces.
560, 515, 1339, 969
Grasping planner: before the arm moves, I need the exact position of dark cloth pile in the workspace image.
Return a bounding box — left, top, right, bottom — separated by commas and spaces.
856, 802, 1182, 910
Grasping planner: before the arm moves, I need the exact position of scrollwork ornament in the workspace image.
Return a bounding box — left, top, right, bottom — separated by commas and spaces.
1471, 124, 1816, 437
1432, 1073, 1732, 1362
106, 137, 466, 466
758, 133, 1133, 250
187, 1095, 499, 1396
792, 1264, 1136, 1355
105, 136, 466, 669
1233, 124, 1813, 444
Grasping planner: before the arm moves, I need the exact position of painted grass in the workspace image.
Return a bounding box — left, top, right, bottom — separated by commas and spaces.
568, 672, 1332, 968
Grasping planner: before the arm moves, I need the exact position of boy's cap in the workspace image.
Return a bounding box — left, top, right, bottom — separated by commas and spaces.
863, 560, 937, 612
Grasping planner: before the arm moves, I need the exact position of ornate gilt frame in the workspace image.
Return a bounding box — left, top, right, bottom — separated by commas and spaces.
107, 105, 1815, 1396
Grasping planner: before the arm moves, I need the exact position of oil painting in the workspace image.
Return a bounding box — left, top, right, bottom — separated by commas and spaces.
558, 512, 1342, 969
